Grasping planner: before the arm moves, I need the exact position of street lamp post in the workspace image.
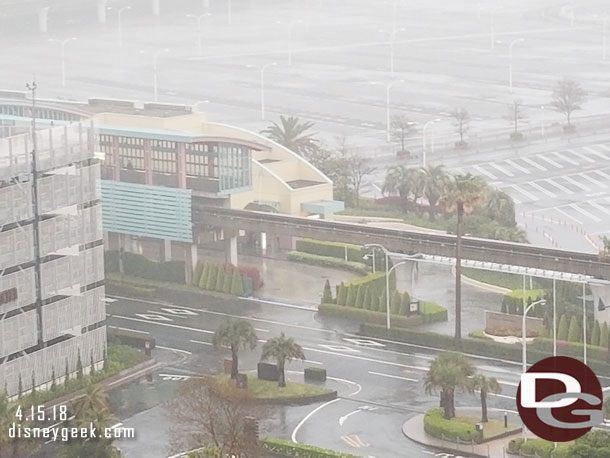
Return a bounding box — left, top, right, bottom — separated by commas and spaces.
277, 19, 303, 65
422, 118, 441, 167
108, 5, 131, 48
364, 244, 422, 329
389, 27, 406, 74
247, 62, 277, 120
603, 17, 608, 60
227, 0, 232, 25
186, 13, 211, 56
522, 297, 547, 374
540, 105, 545, 138
141, 48, 169, 102
48, 37, 76, 87
508, 38, 525, 93
371, 80, 404, 142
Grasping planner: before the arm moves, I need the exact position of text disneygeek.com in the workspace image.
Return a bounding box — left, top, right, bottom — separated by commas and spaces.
8, 423, 136, 442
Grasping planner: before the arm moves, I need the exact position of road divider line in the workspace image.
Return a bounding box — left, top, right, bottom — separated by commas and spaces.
156, 345, 193, 355
291, 398, 341, 443
111, 314, 214, 334
368, 371, 418, 382
255, 328, 270, 333
189, 339, 213, 346
107, 325, 150, 335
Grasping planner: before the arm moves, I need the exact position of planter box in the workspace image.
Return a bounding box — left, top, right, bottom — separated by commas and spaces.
304, 367, 327, 382
258, 362, 278, 381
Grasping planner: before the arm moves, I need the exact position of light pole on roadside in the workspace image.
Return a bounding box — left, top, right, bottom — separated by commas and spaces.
227, 0, 232, 25
48, 37, 76, 88
603, 17, 608, 60
140, 48, 169, 102
422, 118, 440, 167
522, 297, 547, 374
276, 19, 303, 65
108, 5, 131, 48
540, 105, 546, 138
508, 38, 525, 93
247, 62, 277, 120
371, 80, 404, 142
186, 13, 211, 56
389, 26, 406, 74
364, 244, 423, 330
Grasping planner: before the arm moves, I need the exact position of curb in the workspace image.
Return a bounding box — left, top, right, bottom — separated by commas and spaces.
452, 266, 511, 295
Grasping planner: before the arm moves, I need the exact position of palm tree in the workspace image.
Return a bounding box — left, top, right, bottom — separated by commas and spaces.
71, 381, 110, 423
261, 116, 319, 157
260, 333, 305, 387
439, 173, 487, 345
423, 352, 475, 419
420, 165, 448, 220
483, 189, 516, 227
383, 165, 411, 200
213, 318, 258, 379
470, 375, 501, 423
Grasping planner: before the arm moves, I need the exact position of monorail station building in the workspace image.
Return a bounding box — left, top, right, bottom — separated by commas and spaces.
0, 93, 343, 282
0, 123, 106, 398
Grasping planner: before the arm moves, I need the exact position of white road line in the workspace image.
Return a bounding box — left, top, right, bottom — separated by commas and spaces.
528, 181, 556, 198
504, 159, 530, 174
543, 178, 574, 194
238, 296, 316, 311
550, 151, 578, 165
489, 162, 514, 177
570, 204, 602, 222
578, 172, 607, 188
156, 345, 193, 355
537, 154, 563, 168
567, 149, 596, 163
508, 184, 537, 202
521, 157, 547, 171
562, 176, 590, 192
473, 165, 497, 180
583, 146, 610, 160
556, 207, 583, 225
292, 398, 342, 443
189, 339, 213, 346
255, 328, 270, 333
368, 371, 418, 382
594, 170, 610, 180
589, 201, 610, 216
107, 325, 150, 335
304, 360, 324, 365
112, 314, 215, 334
598, 144, 610, 154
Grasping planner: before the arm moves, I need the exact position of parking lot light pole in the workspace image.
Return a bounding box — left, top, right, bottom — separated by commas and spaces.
186, 13, 211, 56
48, 37, 76, 87
247, 62, 277, 120
508, 38, 525, 93
422, 118, 441, 167
108, 5, 131, 48
522, 297, 546, 374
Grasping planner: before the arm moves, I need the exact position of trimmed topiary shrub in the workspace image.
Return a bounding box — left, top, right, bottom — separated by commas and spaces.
363, 287, 372, 310
304, 367, 327, 382
346, 285, 357, 307
222, 267, 233, 294
601, 322, 609, 348
192, 262, 204, 286
592, 320, 601, 347
557, 314, 569, 341
322, 279, 334, 305
390, 290, 401, 315
206, 265, 218, 290
230, 271, 244, 296
567, 315, 581, 343
337, 282, 347, 306
370, 293, 380, 312
286, 251, 369, 275
215, 267, 225, 292
199, 262, 210, 289
355, 286, 364, 309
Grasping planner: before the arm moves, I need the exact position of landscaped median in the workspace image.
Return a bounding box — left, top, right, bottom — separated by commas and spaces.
286, 251, 369, 275
262, 438, 359, 457
360, 324, 610, 376
214, 374, 336, 405
424, 408, 518, 443
319, 301, 447, 327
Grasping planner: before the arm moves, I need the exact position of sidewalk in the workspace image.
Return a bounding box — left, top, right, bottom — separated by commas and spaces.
403, 410, 523, 458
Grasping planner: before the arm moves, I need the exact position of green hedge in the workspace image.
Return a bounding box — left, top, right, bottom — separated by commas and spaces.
345, 271, 395, 295
105, 251, 186, 284
105, 279, 156, 298
359, 324, 610, 375
423, 408, 480, 443
420, 301, 448, 322
532, 338, 608, 362
501, 288, 545, 316
262, 438, 358, 458
286, 251, 370, 275
319, 303, 447, 328
295, 239, 364, 263
507, 438, 571, 458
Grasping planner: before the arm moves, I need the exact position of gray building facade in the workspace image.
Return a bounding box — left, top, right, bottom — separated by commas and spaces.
0, 123, 106, 398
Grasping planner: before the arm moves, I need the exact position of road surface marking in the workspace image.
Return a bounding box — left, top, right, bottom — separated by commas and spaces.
562, 175, 590, 191
343, 338, 386, 347
555, 207, 583, 225
135, 313, 173, 322
341, 435, 370, 448
319, 344, 362, 353
537, 154, 563, 168
107, 325, 149, 335
583, 146, 610, 160
161, 308, 198, 316
304, 360, 324, 365
508, 184, 537, 202
292, 398, 342, 443
521, 157, 547, 171
543, 178, 574, 194
159, 374, 191, 381
303, 346, 428, 372
569, 204, 602, 222
504, 159, 530, 174
368, 371, 418, 382
472, 165, 497, 180
598, 144, 610, 154
189, 339, 213, 346
255, 328, 270, 333
550, 151, 578, 165
528, 181, 556, 198
489, 162, 514, 177
238, 296, 316, 311
339, 406, 377, 427
104, 297, 118, 303
578, 172, 607, 188
567, 149, 596, 163
589, 202, 610, 216
593, 169, 610, 180
156, 345, 192, 355
112, 314, 214, 334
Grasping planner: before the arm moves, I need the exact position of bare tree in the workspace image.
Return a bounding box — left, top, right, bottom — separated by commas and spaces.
507, 99, 525, 139
390, 115, 416, 153
166, 377, 266, 458
550, 79, 586, 128
450, 107, 470, 147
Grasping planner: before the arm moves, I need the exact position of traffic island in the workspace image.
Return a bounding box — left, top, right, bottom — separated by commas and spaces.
403, 408, 522, 458
215, 374, 336, 405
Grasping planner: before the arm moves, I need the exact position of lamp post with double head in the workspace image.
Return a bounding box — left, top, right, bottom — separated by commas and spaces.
48, 37, 76, 87
186, 13, 211, 56
247, 62, 277, 120
108, 5, 131, 48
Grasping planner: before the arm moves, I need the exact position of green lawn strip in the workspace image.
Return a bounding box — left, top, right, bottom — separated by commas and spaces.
215, 374, 331, 400
262, 438, 359, 458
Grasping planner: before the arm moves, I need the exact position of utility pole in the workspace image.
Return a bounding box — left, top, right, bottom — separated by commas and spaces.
26, 80, 44, 347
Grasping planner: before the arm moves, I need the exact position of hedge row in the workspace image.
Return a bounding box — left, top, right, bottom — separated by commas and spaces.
262, 438, 358, 458
106, 279, 156, 299
192, 261, 246, 297
500, 288, 546, 317
295, 239, 363, 263
319, 303, 447, 328
105, 251, 186, 284
507, 438, 571, 458
286, 251, 370, 275
359, 324, 610, 376
423, 408, 480, 443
